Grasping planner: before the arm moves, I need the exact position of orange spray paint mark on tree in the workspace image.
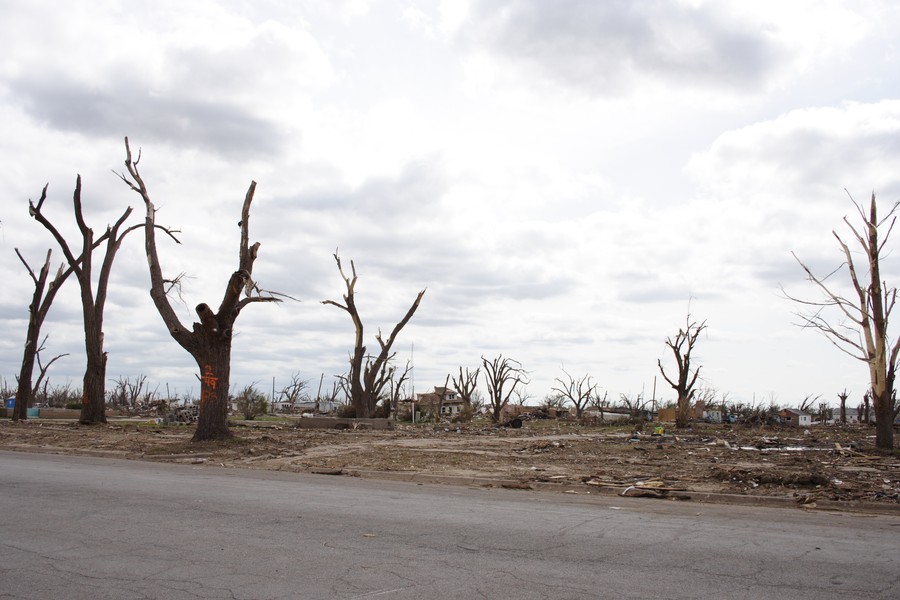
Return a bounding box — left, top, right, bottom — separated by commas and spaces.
200, 365, 218, 405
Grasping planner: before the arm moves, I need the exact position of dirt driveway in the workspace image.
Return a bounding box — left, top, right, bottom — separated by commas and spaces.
1, 419, 898, 510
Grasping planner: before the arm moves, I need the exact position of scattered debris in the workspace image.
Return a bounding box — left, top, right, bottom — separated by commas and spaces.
0, 420, 897, 505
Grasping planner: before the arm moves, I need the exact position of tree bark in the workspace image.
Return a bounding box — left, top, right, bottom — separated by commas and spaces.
194, 344, 232, 441
81, 347, 107, 424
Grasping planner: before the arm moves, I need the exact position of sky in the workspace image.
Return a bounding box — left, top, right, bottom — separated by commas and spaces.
2, 0, 900, 409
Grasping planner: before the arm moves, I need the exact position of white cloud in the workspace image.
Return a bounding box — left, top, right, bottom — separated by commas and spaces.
686, 99, 900, 258
454, 0, 873, 102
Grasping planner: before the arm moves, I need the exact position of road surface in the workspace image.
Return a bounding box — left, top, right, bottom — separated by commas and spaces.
0, 451, 897, 599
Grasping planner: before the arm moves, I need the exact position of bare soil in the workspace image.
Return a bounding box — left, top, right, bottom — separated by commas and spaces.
2, 419, 898, 508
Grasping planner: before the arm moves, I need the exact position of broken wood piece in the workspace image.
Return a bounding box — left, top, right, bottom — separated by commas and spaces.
310, 468, 344, 475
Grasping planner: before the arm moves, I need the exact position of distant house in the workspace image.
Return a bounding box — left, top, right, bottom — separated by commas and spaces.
828, 407, 861, 425
416, 386, 466, 418
271, 399, 336, 414
843, 407, 860, 424
780, 408, 812, 427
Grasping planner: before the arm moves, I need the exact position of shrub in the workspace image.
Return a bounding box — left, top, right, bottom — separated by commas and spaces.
335, 403, 356, 418
234, 385, 268, 420
451, 404, 475, 423
65, 401, 82, 410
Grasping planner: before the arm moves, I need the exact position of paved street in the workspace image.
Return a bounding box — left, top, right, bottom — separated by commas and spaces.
0, 451, 897, 599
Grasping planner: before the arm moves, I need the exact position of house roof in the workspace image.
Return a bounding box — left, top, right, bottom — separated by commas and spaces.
780, 408, 811, 416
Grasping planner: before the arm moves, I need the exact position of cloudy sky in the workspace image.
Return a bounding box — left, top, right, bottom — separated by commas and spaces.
2, 0, 900, 409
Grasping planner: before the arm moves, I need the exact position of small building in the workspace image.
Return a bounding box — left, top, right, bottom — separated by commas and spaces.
702, 409, 723, 423
780, 408, 812, 427
842, 407, 860, 424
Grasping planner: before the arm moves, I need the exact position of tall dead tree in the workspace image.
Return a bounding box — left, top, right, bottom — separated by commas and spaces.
12, 245, 74, 421
482, 355, 528, 423
658, 316, 706, 429
322, 253, 425, 418
788, 192, 899, 450
118, 138, 282, 441
28, 179, 140, 424
552, 368, 596, 419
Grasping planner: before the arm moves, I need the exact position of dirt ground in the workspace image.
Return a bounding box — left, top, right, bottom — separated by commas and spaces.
2, 418, 898, 508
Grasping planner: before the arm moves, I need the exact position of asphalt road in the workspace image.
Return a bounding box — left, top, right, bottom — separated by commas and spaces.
0, 451, 897, 600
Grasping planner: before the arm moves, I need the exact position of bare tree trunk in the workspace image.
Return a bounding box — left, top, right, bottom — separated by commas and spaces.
81, 351, 107, 424
28, 177, 139, 425
14, 353, 36, 421
658, 316, 706, 429
118, 138, 283, 442
482, 355, 528, 423
80, 315, 108, 423
323, 253, 424, 419
873, 388, 893, 448
788, 192, 898, 449
838, 389, 848, 425
13, 249, 54, 421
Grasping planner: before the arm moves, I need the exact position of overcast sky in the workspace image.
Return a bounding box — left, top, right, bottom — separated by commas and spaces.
2, 0, 900, 408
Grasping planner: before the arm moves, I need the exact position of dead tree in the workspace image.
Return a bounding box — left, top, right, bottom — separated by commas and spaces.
838, 389, 849, 424
589, 389, 609, 422
798, 393, 822, 413
619, 392, 650, 422
386, 361, 411, 419
278, 373, 309, 414
657, 315, 707, 428
787, 192, 899, 450
511, 387, 532, 407
451, 366, 480, 420
552, 368, 596, 419
118, 138, 283, 441
322, 253, 425, 418
109, 375, 155, 413
12, 247, 73, 421
28, 179, 140, 424
30, 338, 68, 402
481, 355, 528, 423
